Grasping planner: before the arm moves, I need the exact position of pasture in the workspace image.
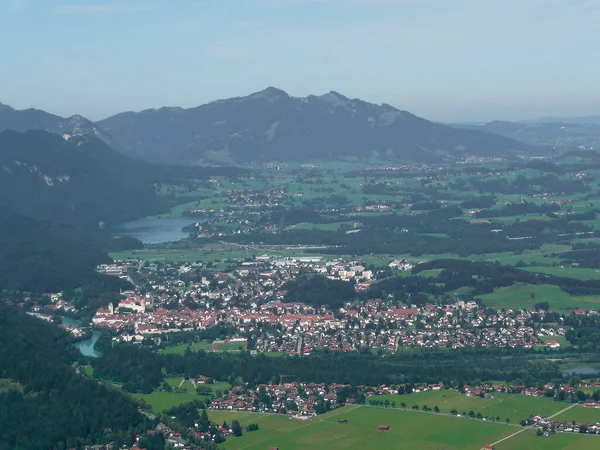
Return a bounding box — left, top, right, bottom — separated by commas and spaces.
553, 405, 600, 424
214, 405, 516, 450
496, 430, 600, 449
373, 390, 566, 424
133, 378, 230, 413
476, 283, 600, 312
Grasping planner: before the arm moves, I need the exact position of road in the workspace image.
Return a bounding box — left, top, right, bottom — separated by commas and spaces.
482, 402, 581, 449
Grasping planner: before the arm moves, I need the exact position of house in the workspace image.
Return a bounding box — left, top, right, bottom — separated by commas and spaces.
378, 425, 390, 431
545, 340, 560, 349
484, 446, 495, 450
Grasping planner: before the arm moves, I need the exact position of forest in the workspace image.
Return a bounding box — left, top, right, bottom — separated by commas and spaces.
93, 343, 571, 394
0, 303, 151, 450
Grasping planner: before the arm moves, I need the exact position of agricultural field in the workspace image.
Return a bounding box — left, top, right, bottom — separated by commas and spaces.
211, 403, 600, 450
214, 405, 515, 450
133, 378, 231, 413
553, 405, 600, 424
373, 390, 567, 424
132, 390, 198, 413
523, 266, 600, 281
476, 283, 600, 312
496, 430, 600, 449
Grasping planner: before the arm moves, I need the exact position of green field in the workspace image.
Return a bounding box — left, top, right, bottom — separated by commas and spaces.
133, 379, 230, 413
496, 429, 600, 449
524, 266, 600, 281
211, 404, 600, 450
158, 341, 213, 355
214, 405, 516, 450
132, 390, 198, 413
553, 405, 600, 424
477, 283, 600, 312
373, 390, 566, 424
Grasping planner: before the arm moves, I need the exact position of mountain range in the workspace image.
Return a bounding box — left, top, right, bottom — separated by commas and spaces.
0, 101, 118, 149
97, 87, 533, 164
1, 88, 537, 165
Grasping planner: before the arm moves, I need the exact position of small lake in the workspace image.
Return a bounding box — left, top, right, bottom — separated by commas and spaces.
61, 316, 102, 358
562, 367, 600, 377
112, 217, 198, 244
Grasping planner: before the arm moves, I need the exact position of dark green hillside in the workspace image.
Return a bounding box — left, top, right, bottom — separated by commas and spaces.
98, 87, 533, 165
0, 303, 150, 450
0, 129, 166, 225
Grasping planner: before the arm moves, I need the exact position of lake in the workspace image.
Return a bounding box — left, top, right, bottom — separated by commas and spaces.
61, 316, 102, 358
112, 217, 198, 244
562, 367, 600, 376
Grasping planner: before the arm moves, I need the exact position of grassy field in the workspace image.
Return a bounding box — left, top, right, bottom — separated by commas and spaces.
553, 405, 600, 424
476, 283, 600, 312
496, 429, 600, 449
373, 390, 566, 424
133, 379, 230, 413
524, 266, 600, 281
158, 341, 213, 355
132, 390, 199, 413
211, 404, 600, 450
214, 405, 516, 450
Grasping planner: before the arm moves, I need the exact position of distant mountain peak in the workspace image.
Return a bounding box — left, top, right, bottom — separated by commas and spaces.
98, 88, 531, 165
0, 104, 118, 149
0, 102, 14, 112
248, 86, 289, 103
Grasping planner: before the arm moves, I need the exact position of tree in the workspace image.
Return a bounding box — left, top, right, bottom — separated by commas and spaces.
434, 406, 440, 413
231, 420, 243, 437
198, 408, 209, 432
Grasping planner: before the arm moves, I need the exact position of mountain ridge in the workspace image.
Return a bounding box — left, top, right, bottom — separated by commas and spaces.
97, 87, 535, 165
0, 102, 119, 149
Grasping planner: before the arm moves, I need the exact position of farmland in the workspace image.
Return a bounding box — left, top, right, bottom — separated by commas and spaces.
553, 405, 600, 424
371, 390, 566, 425
210, 404, 600, 450
132, 377, 231, 413
213, 405, 516, 450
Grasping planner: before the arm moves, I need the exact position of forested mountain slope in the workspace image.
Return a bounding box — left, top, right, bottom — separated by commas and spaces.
0, 302, 150, 450
98, 87, 533, 165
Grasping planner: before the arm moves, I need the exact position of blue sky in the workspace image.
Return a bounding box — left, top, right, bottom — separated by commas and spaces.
0, 0, 599, 121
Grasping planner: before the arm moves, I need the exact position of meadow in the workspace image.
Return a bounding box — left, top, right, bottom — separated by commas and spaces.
495, 430, 600, 449
553, 405, 600, 424
213, 405, 516, 450
209, 403, 600, 450
476, 283, 600, 312
132, 378, 231, 413
373, 390, 566, 424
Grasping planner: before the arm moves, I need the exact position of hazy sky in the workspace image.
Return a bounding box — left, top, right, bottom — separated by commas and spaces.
1, 0, 599, 122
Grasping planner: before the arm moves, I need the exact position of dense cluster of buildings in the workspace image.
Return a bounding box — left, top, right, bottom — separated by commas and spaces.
65, 256, 595, 354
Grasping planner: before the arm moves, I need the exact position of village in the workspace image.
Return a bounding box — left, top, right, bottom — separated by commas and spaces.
33, 255, 594, 355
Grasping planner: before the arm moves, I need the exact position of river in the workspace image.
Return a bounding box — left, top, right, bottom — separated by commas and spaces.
61, 316, 102, 358
112, 217, 198, 244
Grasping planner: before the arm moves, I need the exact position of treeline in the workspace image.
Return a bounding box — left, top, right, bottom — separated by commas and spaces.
93, 344, 566, 393
0, 303, 150, 450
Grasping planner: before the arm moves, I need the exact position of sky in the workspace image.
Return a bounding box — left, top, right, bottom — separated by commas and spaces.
0, 0, 599, 122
